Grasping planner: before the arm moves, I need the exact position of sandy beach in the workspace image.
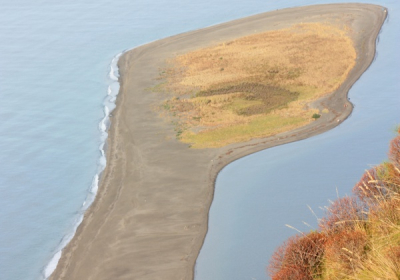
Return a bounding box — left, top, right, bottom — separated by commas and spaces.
51, 4, 386, 280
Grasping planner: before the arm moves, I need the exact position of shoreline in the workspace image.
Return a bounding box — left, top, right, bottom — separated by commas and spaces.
43, 52, 123, 279
51, 4, 386, 280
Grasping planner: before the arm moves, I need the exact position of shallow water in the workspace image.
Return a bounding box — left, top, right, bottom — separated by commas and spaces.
0, 0, 398, 280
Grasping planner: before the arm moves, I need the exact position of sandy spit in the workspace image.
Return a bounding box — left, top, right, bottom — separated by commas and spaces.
51, 4, 386, 280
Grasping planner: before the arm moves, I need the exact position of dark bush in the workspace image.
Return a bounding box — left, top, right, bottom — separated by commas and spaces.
312, 113, 321, 120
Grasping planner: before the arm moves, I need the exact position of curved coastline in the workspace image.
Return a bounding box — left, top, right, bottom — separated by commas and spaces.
43, 53, 123, 279
51, 4, 386, 280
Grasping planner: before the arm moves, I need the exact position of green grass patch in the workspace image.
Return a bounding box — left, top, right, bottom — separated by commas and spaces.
181, 114, 307, 148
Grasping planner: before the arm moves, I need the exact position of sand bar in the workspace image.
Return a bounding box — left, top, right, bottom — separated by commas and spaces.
51, 4, 386, 280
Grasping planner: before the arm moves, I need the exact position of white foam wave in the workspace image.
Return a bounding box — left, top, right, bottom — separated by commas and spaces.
109, 53, 122, 81
43, 251, 61, 279
43, 214, 83, 279
91, 174, 99, 194
43, 51, 124, 280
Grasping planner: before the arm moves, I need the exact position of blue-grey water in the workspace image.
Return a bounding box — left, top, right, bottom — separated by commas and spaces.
0, 1, 398, 280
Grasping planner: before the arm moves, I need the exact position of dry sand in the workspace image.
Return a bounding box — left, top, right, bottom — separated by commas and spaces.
51, 4, 386, 280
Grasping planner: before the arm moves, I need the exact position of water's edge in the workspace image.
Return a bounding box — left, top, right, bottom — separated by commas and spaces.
42, 53, 123, 279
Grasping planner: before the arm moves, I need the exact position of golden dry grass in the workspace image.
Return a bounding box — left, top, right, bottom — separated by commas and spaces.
160, 22, 356, 148
321, 179, 400, 280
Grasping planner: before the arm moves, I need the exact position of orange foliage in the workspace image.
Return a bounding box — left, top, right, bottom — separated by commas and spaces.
389, 134, 400, 166
353, 167, 384, 204
268, 232, 326, 279
319, 197, 365, 232
272, 266, 310, 280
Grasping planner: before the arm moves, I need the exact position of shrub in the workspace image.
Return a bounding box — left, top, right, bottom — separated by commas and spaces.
272, 266, 310, 280
312, 113, 321, 120
319, 197, 366, 232
389, 134, 400, 166
353, 161, 400, 206
353, 167, 385, 204
268, 232, 326, 279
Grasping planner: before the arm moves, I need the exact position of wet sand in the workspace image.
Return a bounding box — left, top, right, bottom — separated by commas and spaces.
51, 4, 386, 280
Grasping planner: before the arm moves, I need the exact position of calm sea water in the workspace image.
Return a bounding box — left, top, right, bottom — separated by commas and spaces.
0, 0, 398, 280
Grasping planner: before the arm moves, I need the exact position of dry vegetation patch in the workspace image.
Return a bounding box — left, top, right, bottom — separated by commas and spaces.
159, 22, 356, 148
268, 130, 400, 280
